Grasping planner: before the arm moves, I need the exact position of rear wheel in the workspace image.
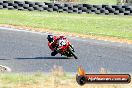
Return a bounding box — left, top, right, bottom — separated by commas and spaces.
51, 51, 58, 56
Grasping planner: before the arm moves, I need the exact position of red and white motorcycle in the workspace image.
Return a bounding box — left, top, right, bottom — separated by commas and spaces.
57, 37, 78, 59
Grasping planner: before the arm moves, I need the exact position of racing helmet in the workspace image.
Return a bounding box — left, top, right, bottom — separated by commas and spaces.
47, 35, 54, 43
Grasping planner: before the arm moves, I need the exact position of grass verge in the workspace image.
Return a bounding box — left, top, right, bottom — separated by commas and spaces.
0, 66, 131, 88
0, 10, 132, 43
0, 73, 131, 88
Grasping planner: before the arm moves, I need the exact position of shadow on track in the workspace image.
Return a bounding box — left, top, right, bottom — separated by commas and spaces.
0, 59, 9, 60
15, 56, 72, 60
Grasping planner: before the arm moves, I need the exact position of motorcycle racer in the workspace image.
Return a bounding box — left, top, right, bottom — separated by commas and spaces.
47, 34, 77, 59
47, 35, 66, 56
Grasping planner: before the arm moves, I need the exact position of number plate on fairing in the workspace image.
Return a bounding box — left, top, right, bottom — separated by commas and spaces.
59, 39, 67, 46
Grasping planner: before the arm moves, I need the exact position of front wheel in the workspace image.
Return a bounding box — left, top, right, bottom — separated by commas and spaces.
69, 47, 78, 59
72, 52, 78, 59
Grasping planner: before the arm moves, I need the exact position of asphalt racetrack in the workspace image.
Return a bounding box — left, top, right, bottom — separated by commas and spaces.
0, 27, 132, 73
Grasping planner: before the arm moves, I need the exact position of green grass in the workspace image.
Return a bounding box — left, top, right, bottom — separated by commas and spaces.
79, 0, 117, 4
0, 73, 132, 88
0, 73, 43, 84
4, 0, 117, 4
0, 10, 132, 39
0, 73, 73, 88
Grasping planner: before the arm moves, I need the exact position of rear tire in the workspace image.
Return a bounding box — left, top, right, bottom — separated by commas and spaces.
51, 51, 58, 56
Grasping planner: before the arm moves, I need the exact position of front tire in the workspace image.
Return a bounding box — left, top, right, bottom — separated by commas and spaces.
69, 47, 78, 59
72, 52, 78, 59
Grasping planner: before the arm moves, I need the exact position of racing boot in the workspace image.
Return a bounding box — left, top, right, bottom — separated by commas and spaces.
51, 50, 58, 56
